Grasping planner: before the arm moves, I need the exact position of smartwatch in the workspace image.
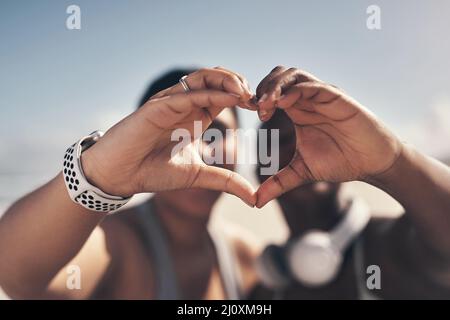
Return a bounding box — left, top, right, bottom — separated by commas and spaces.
62, 131, 132, 213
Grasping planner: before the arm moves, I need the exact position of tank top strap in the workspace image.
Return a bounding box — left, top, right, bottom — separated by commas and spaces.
135, 201, 181, 299
136, 200, 243, 300
208, 221, 243, 300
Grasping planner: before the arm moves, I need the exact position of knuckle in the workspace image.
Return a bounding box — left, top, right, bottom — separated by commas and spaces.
225, 73, 241, 84
267, 78, 279, 88
226, 171, 235, 189
295, 68, 308, 76
255, 84, 264, 95
272, 173, 285, 190
272, 65, 285, 72
198, 67, 212, 75
231, 74, 241, 83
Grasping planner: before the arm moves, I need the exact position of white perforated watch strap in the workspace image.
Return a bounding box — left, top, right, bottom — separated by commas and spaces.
63, 131, 132, 213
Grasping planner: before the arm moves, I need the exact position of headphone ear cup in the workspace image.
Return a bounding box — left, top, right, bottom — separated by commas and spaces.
255, 244, 291, 289
288, 231, 342, 287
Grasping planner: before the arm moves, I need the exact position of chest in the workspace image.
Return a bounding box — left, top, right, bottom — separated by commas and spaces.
94, 239, 227, 299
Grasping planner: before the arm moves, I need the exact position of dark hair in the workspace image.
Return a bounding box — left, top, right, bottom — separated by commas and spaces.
138, 68, 197, 107
138, 68, 240, 125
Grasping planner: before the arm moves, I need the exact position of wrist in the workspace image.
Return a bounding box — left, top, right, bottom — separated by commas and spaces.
62, 131, 133, 214
81, 147, 132, 198
57, 172, 108, 217
364, 142, 415, 190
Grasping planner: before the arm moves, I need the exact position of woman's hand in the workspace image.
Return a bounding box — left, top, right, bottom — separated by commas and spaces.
255, 66, 402, 207
82, 68, 257, 206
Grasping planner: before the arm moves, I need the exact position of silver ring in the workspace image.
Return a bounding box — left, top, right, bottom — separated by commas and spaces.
179, 75, 190, 92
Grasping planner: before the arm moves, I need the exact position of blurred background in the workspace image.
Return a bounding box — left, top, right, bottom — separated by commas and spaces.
1, 0, 450, 298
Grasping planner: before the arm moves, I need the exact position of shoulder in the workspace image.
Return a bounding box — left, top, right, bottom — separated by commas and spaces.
363, 214, 450, 298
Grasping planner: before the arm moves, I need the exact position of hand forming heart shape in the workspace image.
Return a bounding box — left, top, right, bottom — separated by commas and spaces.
81, 66, 402, 209
253, 66, 402, 207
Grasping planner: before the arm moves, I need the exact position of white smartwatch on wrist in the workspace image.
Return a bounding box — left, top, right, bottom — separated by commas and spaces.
62, 130, 132, 213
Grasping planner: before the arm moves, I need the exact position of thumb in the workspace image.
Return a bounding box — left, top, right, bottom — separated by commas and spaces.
192, 165, 256, 207
256, 158, 310, 208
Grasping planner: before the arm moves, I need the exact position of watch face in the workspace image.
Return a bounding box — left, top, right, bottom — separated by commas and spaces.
80, 131, 104, 152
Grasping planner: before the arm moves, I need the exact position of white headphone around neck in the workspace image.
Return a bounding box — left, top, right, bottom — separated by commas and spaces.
256, 198, 371, 288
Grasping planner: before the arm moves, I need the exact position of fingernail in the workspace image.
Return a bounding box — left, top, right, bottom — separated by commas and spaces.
259, 93, 268, 103
256, 200, 267, 209
258, 109, 268, 119
245, 201, 255, 208
248, 95, 258, 107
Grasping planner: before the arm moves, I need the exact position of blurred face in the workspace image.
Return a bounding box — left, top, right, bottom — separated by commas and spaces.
156, 108, 238, 218
257, 110, 340, 206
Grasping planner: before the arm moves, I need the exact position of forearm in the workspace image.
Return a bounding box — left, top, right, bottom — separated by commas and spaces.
0, 172, 106, 297
367, 143, 450, 257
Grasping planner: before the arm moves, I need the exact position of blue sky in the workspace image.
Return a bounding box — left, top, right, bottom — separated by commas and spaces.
1, 0, 450, 201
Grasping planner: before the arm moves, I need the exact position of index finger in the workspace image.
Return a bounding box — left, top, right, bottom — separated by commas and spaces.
152, 67, 253, 102
140, 90, 242, 130
258, 68, 321, 112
